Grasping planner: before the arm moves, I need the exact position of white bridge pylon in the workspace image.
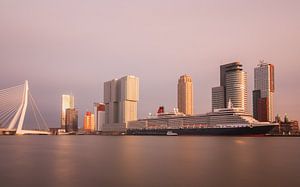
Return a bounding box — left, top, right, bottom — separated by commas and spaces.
0, 81, 50, 135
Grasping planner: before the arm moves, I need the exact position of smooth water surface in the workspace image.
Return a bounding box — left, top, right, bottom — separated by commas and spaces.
0, 136, 299, 187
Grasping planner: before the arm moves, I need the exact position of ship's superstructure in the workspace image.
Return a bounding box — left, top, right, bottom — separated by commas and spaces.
127, 102, 276, 135
128, 101, 267, 129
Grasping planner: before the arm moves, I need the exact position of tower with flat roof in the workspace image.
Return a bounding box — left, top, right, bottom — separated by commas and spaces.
84, 112, 95, 133
253, 61, 275, 122
61, 94, 75, 129
103, 75, 139, 131
94, 102, 105, 131
178, 75, 193, 115
65, 108, 78, 132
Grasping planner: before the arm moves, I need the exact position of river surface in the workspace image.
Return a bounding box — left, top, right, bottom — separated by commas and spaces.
0, 136, 300, 187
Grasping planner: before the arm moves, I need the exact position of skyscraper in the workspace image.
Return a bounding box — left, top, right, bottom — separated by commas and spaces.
104, 75, 139, 131
253, 62, 275, 122
177, 75, 193, 115
212, 62, 248, 112
61, 94, 75, 129
65, 108, 78, 132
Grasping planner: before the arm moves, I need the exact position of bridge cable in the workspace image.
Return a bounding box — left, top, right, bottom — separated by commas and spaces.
0, 105, 19, 124
0, 84, 24, 93
28, 92, 41, 130
0, 83, 24, 130
0, 107, 19, 128
29, 91, 49, 130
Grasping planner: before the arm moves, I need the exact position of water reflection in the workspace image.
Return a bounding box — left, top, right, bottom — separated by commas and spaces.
0, 136, 300, 187
52, 137, 77, 186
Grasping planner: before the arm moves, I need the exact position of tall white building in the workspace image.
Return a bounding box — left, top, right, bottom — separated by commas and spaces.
253, 62, 275, 122
61, 94, 75, 129
212, 62, 248, 112
103, 75, 139, 132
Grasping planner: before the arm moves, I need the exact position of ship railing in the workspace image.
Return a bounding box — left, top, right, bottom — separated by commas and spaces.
215, 124, 249, 128
129, 124, 256, 130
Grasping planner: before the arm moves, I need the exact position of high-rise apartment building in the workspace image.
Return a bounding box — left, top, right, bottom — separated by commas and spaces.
61, 94, 75, 129
104, 75, 139, 131
212, 62, 248, 112
84, 112, 95, 132
177, 75, 193, 115
253, 62, 275, 122
212, 86, 225, 110
94, 102, 105, 131
65, 108, 78, 132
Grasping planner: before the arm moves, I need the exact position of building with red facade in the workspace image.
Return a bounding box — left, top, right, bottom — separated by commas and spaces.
253, 62, 275, 122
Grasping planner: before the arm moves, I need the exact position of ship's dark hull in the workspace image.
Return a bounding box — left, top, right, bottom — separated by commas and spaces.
126, 125, 277, 136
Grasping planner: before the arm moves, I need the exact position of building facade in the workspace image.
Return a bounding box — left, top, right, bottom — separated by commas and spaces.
103, 75, 139, 132
253, 62, 275, 122
94, 102, 105, 131
177, 75, 193, 115
212, 62, 248, 112
225, 68, 248, 111
212, 86, 225, 111
65, 108, 78, 132
84, 112, 95, 133
61, 94, 75, 129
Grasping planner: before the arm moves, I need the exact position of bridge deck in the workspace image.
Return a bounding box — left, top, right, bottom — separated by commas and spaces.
17, 130, 51, 135
0, 129, 50, 135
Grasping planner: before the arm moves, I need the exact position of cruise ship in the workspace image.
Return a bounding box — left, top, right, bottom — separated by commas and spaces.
127, 101, 277, 136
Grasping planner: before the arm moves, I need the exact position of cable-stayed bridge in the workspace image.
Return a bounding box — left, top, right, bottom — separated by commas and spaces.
0, 81, 50, 135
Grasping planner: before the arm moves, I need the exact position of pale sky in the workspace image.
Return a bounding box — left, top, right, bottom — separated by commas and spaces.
0, 0, 299, 127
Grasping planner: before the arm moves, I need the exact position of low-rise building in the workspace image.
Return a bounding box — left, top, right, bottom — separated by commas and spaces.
84, 112, 95, 133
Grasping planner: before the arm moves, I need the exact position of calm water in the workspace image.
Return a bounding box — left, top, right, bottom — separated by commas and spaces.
0, 136, 300, 187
